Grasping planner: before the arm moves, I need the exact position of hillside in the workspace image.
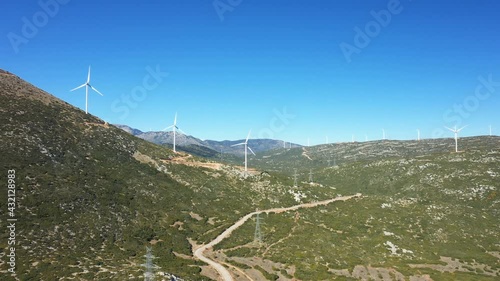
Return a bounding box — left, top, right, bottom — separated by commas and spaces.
0, 70, 336, 280
211, 139, 500, 280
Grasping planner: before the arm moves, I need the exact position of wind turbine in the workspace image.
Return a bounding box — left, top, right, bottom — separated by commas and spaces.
417, 129, 420, 141
489, 125, 492, 136
445, 125, 467, 153
382, 129, 386, 140
70, 66, 104, 114
232, 130, 255, 173
164, 113, 185, 153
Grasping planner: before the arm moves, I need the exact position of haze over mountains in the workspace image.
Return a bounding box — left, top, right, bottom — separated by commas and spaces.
1, 70, 499, 281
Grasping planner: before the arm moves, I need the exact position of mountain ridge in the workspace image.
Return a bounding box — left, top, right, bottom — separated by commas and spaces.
114, 124, 302, 157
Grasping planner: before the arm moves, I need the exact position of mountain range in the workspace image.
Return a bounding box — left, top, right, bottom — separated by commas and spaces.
114, 124, 301, 157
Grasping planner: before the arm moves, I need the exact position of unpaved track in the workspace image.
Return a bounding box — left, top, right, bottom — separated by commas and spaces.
193, 193, 362, 281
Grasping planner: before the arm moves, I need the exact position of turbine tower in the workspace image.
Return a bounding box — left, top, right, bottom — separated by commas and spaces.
164, 113, 185, 153
489, 125, 492, 136
445, 125, 467, 153
70, 66, 104, 114
382, 129, 386, 140
417, 129, 420, 141
232, 130, 255, 173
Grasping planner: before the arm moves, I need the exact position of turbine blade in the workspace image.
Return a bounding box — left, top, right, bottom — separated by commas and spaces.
177, 128, 187, 135
70, 83, 86, 91
163, 125, 174, 131
89, 85, 104, 96
248, 147, 256, 156
87, 66, 91, 83
444, 126, 454, 132
457, 125, 468, 132
246, 130, 252, 142
231, 142, 245, 147
174, 112, 177, 125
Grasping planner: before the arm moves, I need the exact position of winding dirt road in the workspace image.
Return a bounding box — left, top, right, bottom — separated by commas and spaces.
193, 193, 362, 281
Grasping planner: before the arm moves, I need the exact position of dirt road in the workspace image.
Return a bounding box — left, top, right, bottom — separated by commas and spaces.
193, 193, 362, 281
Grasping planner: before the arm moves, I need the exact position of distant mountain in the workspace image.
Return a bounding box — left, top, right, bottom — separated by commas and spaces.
113, 124, 143, 135
204, 138, 301, 156
113, 124, 301, 156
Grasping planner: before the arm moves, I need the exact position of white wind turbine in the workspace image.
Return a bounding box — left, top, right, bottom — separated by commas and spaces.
164, 113, 186, 153
417, 129, 420, 141
70, 66, 104, 114
232, 130, 255, 173
445, 125, 467, 153
382, 129, 386, 140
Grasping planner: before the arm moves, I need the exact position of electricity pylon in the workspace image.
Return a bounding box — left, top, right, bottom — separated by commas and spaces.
142, 246, 158, 281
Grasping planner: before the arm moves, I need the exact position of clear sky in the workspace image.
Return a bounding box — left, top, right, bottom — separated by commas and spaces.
2, 0, 499, 144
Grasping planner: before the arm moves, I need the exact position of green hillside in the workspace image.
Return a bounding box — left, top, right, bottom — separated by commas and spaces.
213, 140, 500, 280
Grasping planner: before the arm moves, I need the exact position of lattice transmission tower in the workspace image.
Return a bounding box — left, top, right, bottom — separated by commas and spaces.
142, 246, 158, 281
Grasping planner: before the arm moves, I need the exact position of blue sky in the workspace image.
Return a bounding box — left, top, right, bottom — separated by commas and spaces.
2, 0, 500, 144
